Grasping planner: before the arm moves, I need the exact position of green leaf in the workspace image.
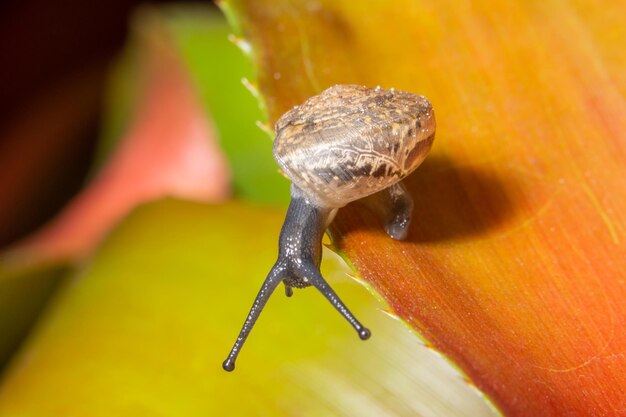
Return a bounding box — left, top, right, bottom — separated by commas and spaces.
0, 200, 494, 416
167, 9, 289, 205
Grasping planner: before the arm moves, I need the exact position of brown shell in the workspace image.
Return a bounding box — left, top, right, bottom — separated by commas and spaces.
273, 84, 435, 207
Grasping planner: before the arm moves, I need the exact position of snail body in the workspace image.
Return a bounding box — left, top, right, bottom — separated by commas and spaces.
223, 85, 435, 371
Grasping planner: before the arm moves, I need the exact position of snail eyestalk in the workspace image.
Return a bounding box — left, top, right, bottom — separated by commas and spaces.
223, 185, 370, 372
222, 267, 283, 372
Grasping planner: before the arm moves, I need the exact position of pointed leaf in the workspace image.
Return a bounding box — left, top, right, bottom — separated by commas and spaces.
225, 0, 626, 415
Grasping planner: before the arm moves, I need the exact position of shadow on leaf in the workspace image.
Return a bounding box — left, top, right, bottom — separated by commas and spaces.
332, 154, 517, 244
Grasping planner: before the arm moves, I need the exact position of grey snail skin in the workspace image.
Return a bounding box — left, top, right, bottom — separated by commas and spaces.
223, 84, 435, 371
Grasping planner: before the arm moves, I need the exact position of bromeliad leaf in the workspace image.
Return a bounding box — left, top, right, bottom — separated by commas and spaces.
225, 0, 626, 415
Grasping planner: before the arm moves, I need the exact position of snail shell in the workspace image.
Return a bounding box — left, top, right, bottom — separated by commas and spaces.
273, 84, 435, 207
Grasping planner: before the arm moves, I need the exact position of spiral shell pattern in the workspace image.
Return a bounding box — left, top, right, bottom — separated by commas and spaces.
274, 84, 435, 207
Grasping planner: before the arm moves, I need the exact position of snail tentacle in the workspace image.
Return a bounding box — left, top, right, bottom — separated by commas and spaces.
222, 262, 286, 372
304, 267, 371, 340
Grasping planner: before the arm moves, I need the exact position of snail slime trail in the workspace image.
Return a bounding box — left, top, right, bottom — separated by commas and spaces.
223, 84, 435, 371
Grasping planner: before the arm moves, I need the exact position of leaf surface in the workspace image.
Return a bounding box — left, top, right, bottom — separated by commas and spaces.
0, 200, 494, 417
225, 0, 626, 415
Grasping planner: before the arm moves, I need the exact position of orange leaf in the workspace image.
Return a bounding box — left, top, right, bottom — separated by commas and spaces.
225, 1, 626, 415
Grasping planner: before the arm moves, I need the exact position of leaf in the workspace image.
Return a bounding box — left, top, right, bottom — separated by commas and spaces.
0, 263, 66, 369
2, 13, 230, 266
164, 7, 290, 205
97, 6, 290, 205
224, 0, 626, 415
0, 200, 494, 416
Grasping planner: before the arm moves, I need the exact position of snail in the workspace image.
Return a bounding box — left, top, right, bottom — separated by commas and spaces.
223, 84, 435, 371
